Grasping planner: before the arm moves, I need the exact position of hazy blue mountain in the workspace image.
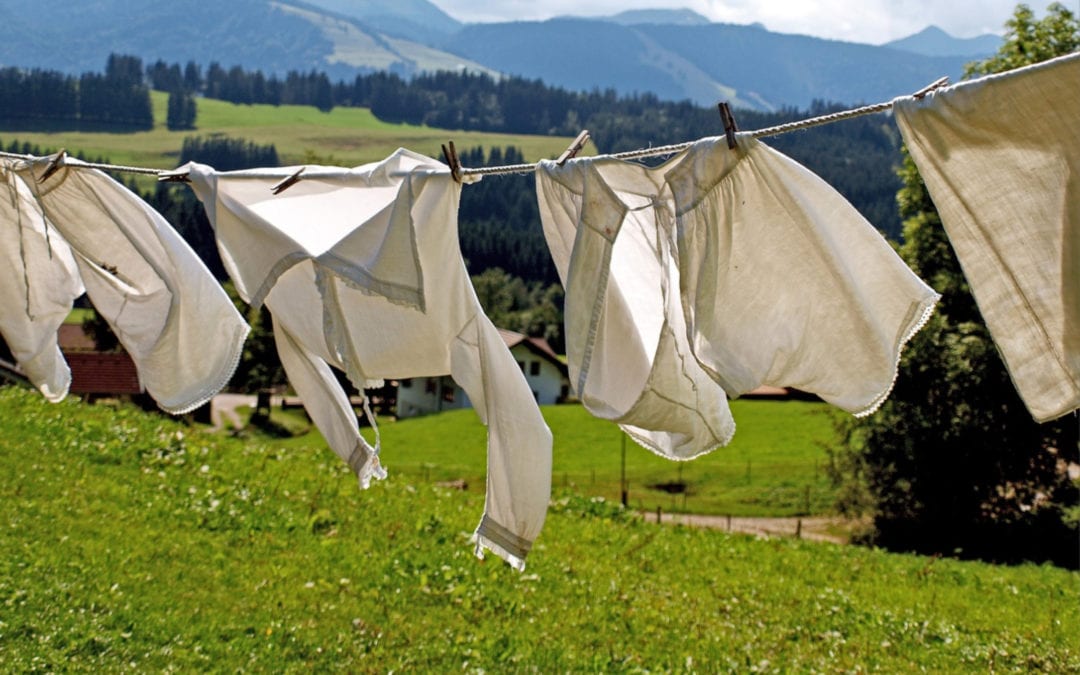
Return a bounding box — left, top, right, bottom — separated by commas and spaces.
0, 1, 984, 110
445, 19, 970, 109
884, 26, 1001, 58
0, 0, 489, 79
296, 0, 461, 43
0, 0, 332, 74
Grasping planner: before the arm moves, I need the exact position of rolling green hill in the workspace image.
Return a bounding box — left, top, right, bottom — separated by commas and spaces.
0, 90, 579, 175
0, 385, 1077, 671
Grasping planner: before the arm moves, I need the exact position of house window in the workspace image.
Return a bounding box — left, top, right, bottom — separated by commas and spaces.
529, 361, 541, 376
425, 378, 437, 394
401, 378, 412, 388
517, 360, 525, 372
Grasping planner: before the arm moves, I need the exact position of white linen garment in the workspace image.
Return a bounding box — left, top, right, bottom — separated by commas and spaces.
0, 162, 83, 401
536, 157, 736, 460
893, 52, 1080, 422
669, 134, 940, 416
14, 154, 249, 414
185, 150, 553, 570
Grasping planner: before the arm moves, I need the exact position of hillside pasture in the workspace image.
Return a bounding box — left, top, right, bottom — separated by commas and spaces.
1, 91, 580, 174
0, 385, 1076, 671
238, 397, 840, 519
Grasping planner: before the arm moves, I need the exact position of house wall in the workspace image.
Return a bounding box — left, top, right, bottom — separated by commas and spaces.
396, 375, 468, 419
395, 344, 568, 417
511, 345, 566, 405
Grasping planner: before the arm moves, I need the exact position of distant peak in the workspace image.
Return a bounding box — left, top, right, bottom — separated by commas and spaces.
911, 25, 951, 38
606, 9, 711, 26
884, 24, 1002, 57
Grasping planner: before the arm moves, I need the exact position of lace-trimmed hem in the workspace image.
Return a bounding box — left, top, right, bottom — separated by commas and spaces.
852, 292, 940, 418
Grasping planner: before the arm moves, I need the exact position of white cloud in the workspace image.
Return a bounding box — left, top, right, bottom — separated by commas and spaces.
432, 0, 1032, 43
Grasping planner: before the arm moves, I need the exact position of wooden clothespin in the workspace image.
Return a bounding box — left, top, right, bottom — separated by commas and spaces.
157, 168, 191, 183
271, 166, 306, 195
718, 103, 738, 150
556, 130, 590, 166
913, 76, 950, 99
441, 141, 462, 183
40, 149, 67, 182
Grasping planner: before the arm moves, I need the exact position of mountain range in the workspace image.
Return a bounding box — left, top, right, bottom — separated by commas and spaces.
0, 0, 1002, 110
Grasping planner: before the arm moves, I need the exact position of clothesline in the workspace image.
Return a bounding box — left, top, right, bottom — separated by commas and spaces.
463, 77, 948, 177
0, 76, 950, 180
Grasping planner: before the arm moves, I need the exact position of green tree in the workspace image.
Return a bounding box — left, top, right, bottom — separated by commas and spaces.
470, 267, 565, 352
966, 2, 1080, 76
166, 88, 197, 131
221, 281, 286, 394
830, 3, 1080, 568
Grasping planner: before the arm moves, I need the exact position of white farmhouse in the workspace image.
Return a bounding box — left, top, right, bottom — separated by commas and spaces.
396, 329, 569, 418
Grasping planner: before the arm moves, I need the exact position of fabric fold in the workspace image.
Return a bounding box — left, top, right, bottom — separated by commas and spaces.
536, 157, 736, 460
0, 162, 83, 401
893, 52, 1080, 422
12, 155, 249, 414
667, 134, 940, 417
538, 134, 937, 457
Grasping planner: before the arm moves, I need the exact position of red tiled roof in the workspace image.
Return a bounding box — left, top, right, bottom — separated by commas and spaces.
497, 328, 567, 375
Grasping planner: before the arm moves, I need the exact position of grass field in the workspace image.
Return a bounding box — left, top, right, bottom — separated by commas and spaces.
0, 385, 1076, 672
249, 398, 841, 518
0, 91, 579, 177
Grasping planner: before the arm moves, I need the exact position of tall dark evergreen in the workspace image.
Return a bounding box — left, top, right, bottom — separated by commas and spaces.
166, 88, 197, 131
178, 135, 279, 170
0, 67, 79, 127
78, 54, 153, 130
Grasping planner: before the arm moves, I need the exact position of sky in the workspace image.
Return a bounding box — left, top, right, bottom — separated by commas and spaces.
428, 0, 1070, 45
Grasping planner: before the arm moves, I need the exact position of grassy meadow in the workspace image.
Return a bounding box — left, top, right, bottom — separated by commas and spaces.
0, 91, 578, 176
0, 384, 1077, 672
252, 398, 841, 518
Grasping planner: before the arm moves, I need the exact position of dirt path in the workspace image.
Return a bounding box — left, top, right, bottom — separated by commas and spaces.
643, 510, 864, 544
209, 393, 256, 431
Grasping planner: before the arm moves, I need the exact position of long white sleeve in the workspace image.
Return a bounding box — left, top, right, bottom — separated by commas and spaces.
272, 316, 386, 489
451, 314, 552, 571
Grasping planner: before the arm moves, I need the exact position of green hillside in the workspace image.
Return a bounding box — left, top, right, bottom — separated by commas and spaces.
1, 90, 578, 172
254, 398, 842, 518
1, 385, 1077, 671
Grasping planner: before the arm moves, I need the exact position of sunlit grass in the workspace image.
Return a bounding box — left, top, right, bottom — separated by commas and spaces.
0, 384, 1076, 671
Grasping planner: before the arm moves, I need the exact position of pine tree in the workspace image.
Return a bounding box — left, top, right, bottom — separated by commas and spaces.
166, 88, 197, 131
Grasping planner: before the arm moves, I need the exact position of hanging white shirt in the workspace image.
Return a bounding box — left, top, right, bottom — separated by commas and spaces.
536, 157, 736, 460
0, 162, 83, 401
13, 155, 249, 414
893, 52, 1080, 422
670, 134, 939, 416
185, 150, 553, 570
